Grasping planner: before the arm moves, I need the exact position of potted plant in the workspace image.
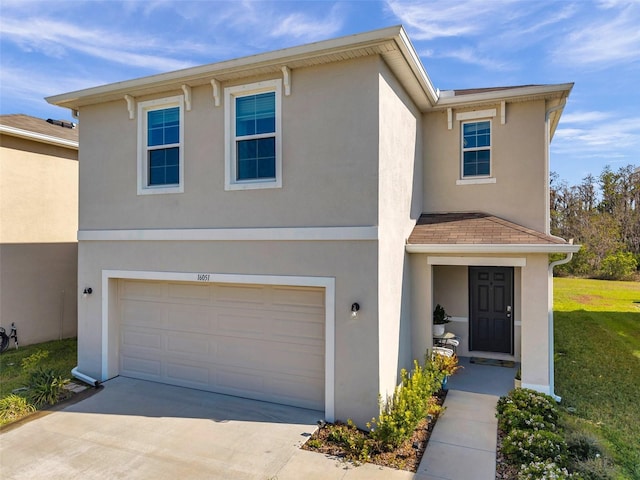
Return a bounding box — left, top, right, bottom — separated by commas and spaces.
433, 304, 451, 336
514, 367, 522, 389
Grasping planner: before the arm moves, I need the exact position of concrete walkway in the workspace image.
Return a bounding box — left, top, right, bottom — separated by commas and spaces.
413, 356, 517, 480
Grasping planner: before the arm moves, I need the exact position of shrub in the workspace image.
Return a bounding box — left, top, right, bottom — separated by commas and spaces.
517, 460, 582, 479
28, 368, 70, 407
21, 350, 49, 373
599, 251, 637, 280
502, 429, 568, 465
569, 457, 616, 480
0, 394, 36, 423
326, 420, 370, 463
497, 388, 559, 425
498, 407, 558, 433
368, 354, 453, 450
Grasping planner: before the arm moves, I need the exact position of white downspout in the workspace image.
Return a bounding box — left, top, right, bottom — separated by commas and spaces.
545, 98, 569, 402
547, 248, 573, 402
71, 366, 100, 387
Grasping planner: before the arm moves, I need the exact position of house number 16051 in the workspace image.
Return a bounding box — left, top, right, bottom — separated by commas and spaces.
197, 274, 210, 282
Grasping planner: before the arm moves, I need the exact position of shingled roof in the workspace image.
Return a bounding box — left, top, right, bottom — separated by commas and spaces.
0, 114, 78, 145
407, 213, 575, 252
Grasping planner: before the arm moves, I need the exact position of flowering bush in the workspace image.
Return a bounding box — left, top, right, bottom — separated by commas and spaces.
496, 388, 558, 424
498, 406, 558, 433
518, 460, 582, 479
502, 429, 568, 465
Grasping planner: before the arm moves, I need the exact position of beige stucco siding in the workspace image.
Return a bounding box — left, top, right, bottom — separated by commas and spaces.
1, 137, 78, 243
376, 60, 422, 398
78, 56, 380, 231
520, 254, 551, 389
0, 134, 78, 345
423, 101, 548, 232
78, 239, 380, 426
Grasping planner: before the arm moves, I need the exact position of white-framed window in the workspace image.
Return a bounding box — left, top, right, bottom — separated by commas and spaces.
224, 79, 282, 190
461, 120, 491, 178
137, 95, 184, 195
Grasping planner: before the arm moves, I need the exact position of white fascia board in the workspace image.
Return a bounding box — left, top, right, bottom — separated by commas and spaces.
0, 125, 78, 150
436, 83, 574, 108
78, 226, 378, 242
47, 25, 439, 110
395, 28, 438, 105
406, 243, 582, 254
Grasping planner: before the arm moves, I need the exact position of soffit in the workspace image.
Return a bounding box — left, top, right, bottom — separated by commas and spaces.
46, 26, 437, 111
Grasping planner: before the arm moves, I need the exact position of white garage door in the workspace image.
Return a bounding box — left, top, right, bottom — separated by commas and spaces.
118, 279, 325, 411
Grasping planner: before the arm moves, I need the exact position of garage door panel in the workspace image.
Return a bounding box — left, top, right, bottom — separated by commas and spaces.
119, 280, 324, 411
166, 332, 213, 357
122, 300, 168, 328
269, 374, 324, 410
122, 327, 163, 351
121, 354, 162, 378
166, 362, 210, 387
217, 367, 265, 394
215, 284, 267, 305
217, 313, 265, 338
216, 337, 264, 368
121, 280, 165, 299
271, 318, 324, 344
272, 286, 324, 308
168, 282, 211, 301
167, 304, 216, 333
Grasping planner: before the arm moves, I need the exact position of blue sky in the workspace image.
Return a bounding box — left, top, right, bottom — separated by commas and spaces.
1, 0, 638, 185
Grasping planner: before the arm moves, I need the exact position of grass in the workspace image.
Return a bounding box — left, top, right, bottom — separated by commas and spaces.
554, 277, 640, 479
0, 337, 77, 424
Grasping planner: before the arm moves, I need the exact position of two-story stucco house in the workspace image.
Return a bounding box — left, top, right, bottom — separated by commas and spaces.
47, 26, 578, 426
0, 114, 79, 346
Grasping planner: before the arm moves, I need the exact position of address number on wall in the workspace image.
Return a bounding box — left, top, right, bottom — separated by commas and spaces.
196, 274, 211, 282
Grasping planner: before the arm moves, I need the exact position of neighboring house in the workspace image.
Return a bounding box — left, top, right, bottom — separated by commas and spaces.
0, 114, 79, 346
47, 26, 578, 426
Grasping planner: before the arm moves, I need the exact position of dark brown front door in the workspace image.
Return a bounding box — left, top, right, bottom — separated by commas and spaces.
469, 267, 514, 354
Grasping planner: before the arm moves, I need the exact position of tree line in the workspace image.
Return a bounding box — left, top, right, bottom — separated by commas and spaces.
550, 164, 640, 280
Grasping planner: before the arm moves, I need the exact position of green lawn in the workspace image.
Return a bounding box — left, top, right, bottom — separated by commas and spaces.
0, 338, 77, 399
554, 278, 640, 479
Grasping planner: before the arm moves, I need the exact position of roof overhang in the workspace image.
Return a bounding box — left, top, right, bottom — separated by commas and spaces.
0, 124, 78, 150
435, 83, 573, 139
406, 243, 582, 254
46, 25, 439, 112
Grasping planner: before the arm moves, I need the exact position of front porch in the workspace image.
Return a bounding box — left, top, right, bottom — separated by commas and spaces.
407, 212, 580, 399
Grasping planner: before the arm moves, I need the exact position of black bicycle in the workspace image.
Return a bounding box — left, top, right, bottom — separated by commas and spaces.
0, 323, 18, 353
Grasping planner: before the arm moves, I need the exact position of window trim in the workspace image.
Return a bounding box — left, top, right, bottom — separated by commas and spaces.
460, 119, 492, 180
224, 79, 282, 191
137, 95, 185, 195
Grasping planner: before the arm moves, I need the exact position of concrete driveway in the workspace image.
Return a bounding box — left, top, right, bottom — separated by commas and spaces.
0, 377, 417, 480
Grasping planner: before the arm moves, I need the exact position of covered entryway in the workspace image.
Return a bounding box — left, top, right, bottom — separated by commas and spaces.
117, 279, 325, 411
469, 266, 514, 354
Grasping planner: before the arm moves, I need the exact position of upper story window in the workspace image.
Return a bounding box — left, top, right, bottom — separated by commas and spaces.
225, 79, 282, 190
137, 95, 184, 195
462, 120, 491, 178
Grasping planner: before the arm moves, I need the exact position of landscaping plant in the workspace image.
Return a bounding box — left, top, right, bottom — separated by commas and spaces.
28, 367, 70, 407
0, 394, 36, 424
303, 350, 458, 471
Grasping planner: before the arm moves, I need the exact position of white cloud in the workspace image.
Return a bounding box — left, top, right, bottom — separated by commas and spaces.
0, 16, 199, 71
554, 116, 640, 153
385, 0, 524, 40
560, 111, 612, 124
553, 3, 640, 67
270, 9, 344, 41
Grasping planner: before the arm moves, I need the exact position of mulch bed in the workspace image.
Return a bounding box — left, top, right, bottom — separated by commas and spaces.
495, 428, 518, 480
301, 389, 447, 472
